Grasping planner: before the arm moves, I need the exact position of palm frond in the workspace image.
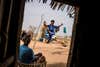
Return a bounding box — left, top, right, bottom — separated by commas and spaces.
67, 6, 71, 12
57, 3, 63, 10
66, 6, 75, 18
52, 2, 58, 10
61, 4, 66, 11
31, 0, 33, 2
39, 0, 41, 3
25, 0, 33, 2
43, 0, 47, 3
50, 0, 55, 8
25, 0, 76, 18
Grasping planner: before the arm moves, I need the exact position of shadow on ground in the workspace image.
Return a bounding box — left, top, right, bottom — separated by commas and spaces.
47, 63, 67, 67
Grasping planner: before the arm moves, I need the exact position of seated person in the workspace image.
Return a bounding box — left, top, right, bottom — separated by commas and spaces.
19, 35, 45, 64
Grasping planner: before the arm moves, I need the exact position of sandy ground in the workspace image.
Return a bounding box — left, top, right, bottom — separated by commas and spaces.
20, 37, 71, 67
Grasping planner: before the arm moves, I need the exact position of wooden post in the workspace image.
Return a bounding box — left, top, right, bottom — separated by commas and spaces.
67, 6, 80, 67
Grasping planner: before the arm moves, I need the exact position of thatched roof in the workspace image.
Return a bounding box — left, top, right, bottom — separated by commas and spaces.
25, 0, 80, 6
25, 0, 80, 18
54, 0, 80, 6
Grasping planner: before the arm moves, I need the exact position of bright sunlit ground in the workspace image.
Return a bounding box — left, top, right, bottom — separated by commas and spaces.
20, 37, 71, 67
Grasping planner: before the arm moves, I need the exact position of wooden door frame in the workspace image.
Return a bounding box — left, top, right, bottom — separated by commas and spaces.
15, 1, 80, 67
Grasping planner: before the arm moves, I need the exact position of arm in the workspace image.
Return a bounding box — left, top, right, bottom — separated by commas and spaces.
29, 49, 36, 62
54, 23, 63, 28
58, 23, 63, 28
55, 24, 63, 32
32, 53, 42, 62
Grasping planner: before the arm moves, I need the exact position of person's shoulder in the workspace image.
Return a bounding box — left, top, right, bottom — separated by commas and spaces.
19, 45, 25, 50
20, 45, 24, 47
28, 48, 33, 52
47, 25, 49, 26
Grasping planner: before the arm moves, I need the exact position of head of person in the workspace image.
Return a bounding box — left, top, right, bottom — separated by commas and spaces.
23, 35, 31, 46
21, 30, 26, 36
27, 30, 33, 37
50, 20, 55, 25
43, 21, 46, 26
22, 30, 26, 33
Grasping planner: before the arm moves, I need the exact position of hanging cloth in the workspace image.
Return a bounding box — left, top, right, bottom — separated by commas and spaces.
63, 27, 67, 33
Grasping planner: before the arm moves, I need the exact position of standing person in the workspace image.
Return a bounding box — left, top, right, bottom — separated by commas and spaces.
47, 20, 63, 43
40, 21, 48, 39
36, 21, 48, 42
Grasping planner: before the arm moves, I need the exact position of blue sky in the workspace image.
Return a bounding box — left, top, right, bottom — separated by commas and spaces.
22, 0, 74, 37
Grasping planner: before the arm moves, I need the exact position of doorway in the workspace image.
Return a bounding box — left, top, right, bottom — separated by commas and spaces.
17, 0, 79, 67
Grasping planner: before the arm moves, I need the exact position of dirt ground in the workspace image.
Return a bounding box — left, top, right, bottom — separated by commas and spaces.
20, 37, 71, 67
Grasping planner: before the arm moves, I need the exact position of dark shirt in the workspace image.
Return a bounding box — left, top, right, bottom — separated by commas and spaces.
48, 25, 58, 35
19, 45, 35, 64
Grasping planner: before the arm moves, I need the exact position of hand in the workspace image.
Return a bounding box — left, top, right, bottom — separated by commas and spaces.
59, 23, 63, 27
35, 53, 42, 56
61, 23, 63, 26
